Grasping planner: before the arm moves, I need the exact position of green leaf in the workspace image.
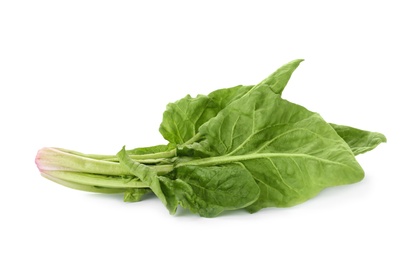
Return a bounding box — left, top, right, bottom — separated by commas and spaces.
159, 94, 219, 145
173, 164, 260, 217
179, 60, 364, 212
168, 84, 384, 156
207, 84, 386, 155
117, 147, 178, 214
330, 123, 387, 155
158, 60, 303, 146
158, 84, 254, 148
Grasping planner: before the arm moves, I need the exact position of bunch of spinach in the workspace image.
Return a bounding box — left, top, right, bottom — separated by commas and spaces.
36, 59, 386, 217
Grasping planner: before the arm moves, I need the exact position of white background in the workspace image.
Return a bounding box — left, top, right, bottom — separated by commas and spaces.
1, 1, 417, 259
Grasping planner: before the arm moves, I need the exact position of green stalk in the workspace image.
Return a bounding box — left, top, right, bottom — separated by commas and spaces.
182, 133, 203, 145
36, 147, 175, 176
41, 172, 128, 194
56, 147, 177, 162
36, 147, 175, 194
37, 147, 131, 175
41, 170, 148, 189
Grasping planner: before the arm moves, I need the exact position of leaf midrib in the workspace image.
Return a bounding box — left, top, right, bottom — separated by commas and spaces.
175, 152, 355, 170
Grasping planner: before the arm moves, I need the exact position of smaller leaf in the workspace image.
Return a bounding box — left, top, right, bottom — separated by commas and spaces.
159, 94, 218, 145
330, 124, 387, 155
124, 188, 152, 202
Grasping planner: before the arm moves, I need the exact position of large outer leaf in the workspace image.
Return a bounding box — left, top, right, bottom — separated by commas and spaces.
172, 164, 260, 217
196, 99, 365, 212
208, 84, 386, 154
184, 59, 365, 212
158, 76, 384, 155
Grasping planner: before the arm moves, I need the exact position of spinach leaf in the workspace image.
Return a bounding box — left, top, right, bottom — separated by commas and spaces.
158, 74, 384, 156
209, 86, 386, 155
159, 60, 303, 147
159, 94, 219, 145
178, 59, 364, 212
188, 98, 365, 212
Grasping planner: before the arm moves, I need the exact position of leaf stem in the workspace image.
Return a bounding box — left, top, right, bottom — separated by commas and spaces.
36, 147, 177, 177
36, 147, 132, 175
175, 153, 354, 169
154, 164, 174, 175
56, 147, 177, 162
41, 170, 149, 189
41, 172, 128, 194
183, 133, 203, 145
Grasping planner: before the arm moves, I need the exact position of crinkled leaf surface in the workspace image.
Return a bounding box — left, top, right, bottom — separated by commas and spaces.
172, 164, 260, 217
158, 78, 384, 155
179, 59, 365, 212
159, 60, 303, 146
196, 98, 365, 212
121, 59, 381, 215
208, 85, 386, 154
159, 94, 219, 145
